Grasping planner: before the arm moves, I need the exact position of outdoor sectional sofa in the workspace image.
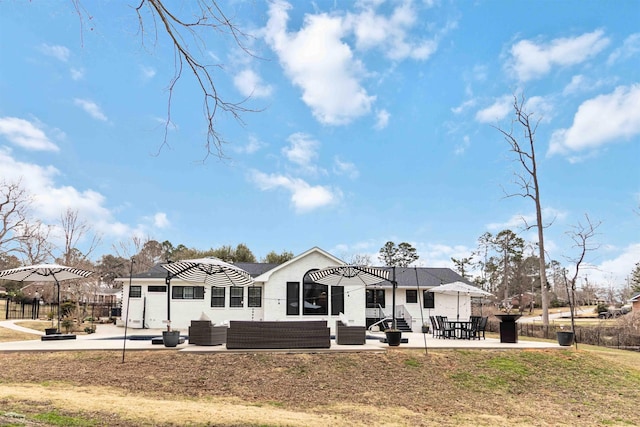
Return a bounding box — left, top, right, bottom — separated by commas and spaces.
225, 320, 331, 349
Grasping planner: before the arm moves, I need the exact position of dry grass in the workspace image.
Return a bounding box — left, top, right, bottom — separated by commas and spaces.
0, 348, 639, 426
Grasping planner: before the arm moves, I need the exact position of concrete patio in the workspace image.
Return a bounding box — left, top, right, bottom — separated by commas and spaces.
0, 320, 565, 353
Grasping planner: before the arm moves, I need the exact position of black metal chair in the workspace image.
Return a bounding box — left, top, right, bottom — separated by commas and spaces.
463, 316, 480, 340
429, 316, 440, 338
436, 315, 455, 339
470, 316, 488, 340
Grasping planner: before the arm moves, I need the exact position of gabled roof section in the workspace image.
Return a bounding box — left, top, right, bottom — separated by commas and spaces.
372, 266, 471, 288
122, 261, 277, 280
629, 292, 640, 302
253, 247, 344, 282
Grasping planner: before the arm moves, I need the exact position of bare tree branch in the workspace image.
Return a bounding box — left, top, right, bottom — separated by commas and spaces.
135, 0, 259, 159
0, 180, 31, 255
58, 208, 102, 265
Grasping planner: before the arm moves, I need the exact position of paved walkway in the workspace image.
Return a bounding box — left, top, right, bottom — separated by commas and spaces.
0, 320, 566, 353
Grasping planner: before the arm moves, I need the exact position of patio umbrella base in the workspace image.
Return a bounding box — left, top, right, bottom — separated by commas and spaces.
41, 334, 76, 341
379, 336, 408, 345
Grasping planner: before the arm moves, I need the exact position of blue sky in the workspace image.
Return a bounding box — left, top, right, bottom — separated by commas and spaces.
0, 1, 638, 289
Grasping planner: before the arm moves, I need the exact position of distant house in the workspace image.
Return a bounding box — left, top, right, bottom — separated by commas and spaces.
629, 293, 640, 312
117, 246, 475, 333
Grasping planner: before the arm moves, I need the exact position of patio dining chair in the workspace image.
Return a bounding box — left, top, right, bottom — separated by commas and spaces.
471, 316, 488, 340
463, 316, 480, 340
436, 315, 455, 339
429, 316, 440, 338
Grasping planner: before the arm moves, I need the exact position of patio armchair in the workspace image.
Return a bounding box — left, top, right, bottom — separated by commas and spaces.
188, 320, 227, 346
335, 320, 366, 345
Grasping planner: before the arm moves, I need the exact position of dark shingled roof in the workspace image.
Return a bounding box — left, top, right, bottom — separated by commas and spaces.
128, 262, 469, 288
129, 262, 279, 280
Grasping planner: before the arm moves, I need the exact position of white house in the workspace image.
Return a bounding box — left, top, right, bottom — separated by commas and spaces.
117, 247, 476, 333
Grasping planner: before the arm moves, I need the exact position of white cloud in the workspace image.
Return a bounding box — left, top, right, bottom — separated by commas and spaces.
348, 2, 438, 61
140, 65, 156, 80
454, 135, 470, 155
333, 157, 359, 179
0, 149, 131, 249
563, 74, 610, 96
508, 29, 610, 82
374, 109, 390, 129
524, 95, 554, 123
235, 135, 266, 154
40, 43, 70, 62
451, 98, 477, 115
0, 117, 59, 151
549, 84, 640, 156
487, 208, 568, 234
233, 69, 273, 98
153, 212, 170, 228
582, 243, 640, 288
282, 132, 319, 169
475, 95, 512, 123
70, 67, 85, 80
263, 1, 374, 125
249, 170, 341, 213
475, 95, 552, 124
74, 98, 108, 121
607, 33, 640, 65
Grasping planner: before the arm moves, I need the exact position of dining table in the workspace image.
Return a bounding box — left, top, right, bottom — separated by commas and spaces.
444, 320, 473, 339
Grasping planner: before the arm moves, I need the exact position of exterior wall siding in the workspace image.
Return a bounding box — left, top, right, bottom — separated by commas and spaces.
119, 248, 473, 333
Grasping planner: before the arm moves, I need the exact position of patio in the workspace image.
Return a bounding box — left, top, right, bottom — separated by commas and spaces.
0, 320, 563, 352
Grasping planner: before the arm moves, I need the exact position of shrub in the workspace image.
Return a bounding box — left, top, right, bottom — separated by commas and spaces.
61, 319, 75, 334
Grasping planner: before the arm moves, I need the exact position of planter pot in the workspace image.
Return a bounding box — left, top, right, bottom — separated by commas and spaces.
162, 330, 181, 347
385, 330, 402, 347
557, 331, 575, 346
45, 328, 58, 335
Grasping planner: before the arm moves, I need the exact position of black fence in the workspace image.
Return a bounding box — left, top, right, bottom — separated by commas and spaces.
2, 299, 116, 322
487, 318, 640, 350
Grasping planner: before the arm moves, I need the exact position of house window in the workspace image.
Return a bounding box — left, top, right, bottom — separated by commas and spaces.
331, 285, 344, 316
423, 291, 435, 309
130, 286, 141, 298
172, 286, 204, 299
406, 289, 417, 304
211, 287, 225, 307
286, 282, 299, 315
303, 282, 328, 315
148, 285, 166, 293
230, 286, 244, 307
366, 289, 385, 308
248, 286, 262, 307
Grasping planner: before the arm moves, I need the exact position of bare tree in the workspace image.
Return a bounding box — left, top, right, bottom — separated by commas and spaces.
494, 94, 552, 325
346, 253, 373, 266
563, 214, 601, 346
0, 180, 30, 256
72, 0, 257, 158
58, 208, 102, 265
17, 220, 53, 264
